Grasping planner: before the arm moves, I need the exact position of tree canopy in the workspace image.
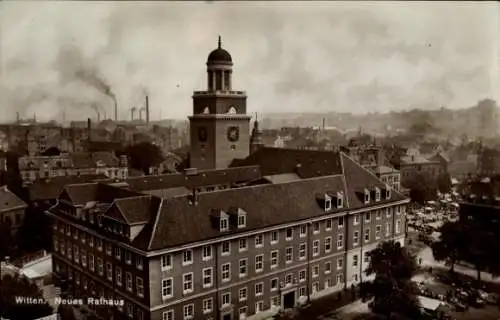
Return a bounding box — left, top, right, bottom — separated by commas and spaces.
431, 221, 468, 273
437, 172, 452, 194
120, 142, 164, 175
0, 274, 53, 320
360, 241, 422, 320
406, 173, 437, 205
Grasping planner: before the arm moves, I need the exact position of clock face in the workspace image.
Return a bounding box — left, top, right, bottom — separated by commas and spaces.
227, 126, 240, 142
198, 127, 207, 142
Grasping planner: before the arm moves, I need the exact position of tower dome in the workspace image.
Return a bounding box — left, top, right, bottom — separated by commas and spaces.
207, 36, 232, 65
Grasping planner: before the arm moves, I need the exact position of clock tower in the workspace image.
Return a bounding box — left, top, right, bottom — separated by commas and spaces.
189, 37, 251, 169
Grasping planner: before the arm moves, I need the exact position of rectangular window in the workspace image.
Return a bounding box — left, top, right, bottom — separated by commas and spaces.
106, 262, 113, 281
326, 219, 332, 231
239, 259, 247, 277
285, 273, 292, 284
337, 258, 344, 270
270, 251, 279, 268
183, 273, 193, 294
338, 216, 344, 228
354, 214, 360, 225
353, 231, 359, 246
364, 229, 370, 242
221, 292, 231, 307
126, 272, 133, 292
115, 247, 121, 260
376, 225, 382, 239
256, 301, 264, 313
376, 210, 382, 220
162, 278, 173, 299
365, 212, 371, 222
396, 220, 401, 234
287, 246, 295, 262
239, 238, 247, 252
136, 257, 143, 271
271, 231, 279, 244
325, 237, 332, 253
203, 268, 213, 288
325, 261, 332, 274
353, 255, 358, 267
136, 277, 144, 297
183, 249, 193, 265
299, 270, 306, 282
312, 265, 319, 278
73, 246, 79, 263
162, 310, 174, 320
271, 277, 279, 290
286, 228, 293, 240
220, 217, 229, 231
298, 244, 305, 260
203, 298, 213, 314
239, 287, 247, 301
299, 225, 307, 237
125, 251, 131, 264
239, 307, 247, 318
221, 241, 230, 256
337, 234, 344, 249
313, 240, 320, 257
385, 222, 391, 236
161, 254, 172, 270
255, 282, 264, 296
237, 214, 246, 228
255, 255, 264, 272
106, 243, 112, 256
202, 245, 213, 260
183, 304, 194, 320
221, 263, 231, 282
255, 234, 264, 248
116, 267, 122, 286
89, 254, 95, 271
97, 258, 103, 276
313, 222, 320, 234
81, 250, 86, 267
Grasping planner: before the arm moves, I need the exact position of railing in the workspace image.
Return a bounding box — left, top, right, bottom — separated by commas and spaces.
193, 90, 246, 95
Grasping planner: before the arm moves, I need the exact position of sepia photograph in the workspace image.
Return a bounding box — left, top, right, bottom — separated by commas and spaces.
0, 1, 500, 320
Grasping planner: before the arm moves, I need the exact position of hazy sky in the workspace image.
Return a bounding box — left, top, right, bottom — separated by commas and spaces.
1, 1, 499, 121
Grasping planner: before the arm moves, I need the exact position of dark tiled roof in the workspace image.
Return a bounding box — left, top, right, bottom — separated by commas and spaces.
106, 196, 159, 225
29, 174, 109, 201
145, 175, 347, 249
119, 166, 261, 192
230, 147, 342, 178
70, 152, 119, 168
59, 183, 141, 206
0, 186, 27, 212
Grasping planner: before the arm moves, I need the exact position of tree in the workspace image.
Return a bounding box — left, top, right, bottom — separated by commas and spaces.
41, 147, 61, 156
0, 274, 53, 320
360, 241, 422, 320
431, 221, 467, 273
406, 174, 437, 205
17, 206, 53, 253
463, 220, 495, 282
122, 142, 164, 175
437, 172, 452, 194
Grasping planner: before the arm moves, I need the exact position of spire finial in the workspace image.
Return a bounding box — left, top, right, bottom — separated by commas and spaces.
218, 35, 222, 49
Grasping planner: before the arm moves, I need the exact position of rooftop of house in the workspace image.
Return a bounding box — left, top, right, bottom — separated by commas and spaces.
28, 174, 109, 201
50, 148, 408, 251
0, 186, 27, 212
19, 151, 121, 170
461, 175, 500, 203
372, 165, 399, 175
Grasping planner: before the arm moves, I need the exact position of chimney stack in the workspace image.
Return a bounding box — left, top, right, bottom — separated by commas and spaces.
16, 112, 20, 123
322, 118, 326, 130
145, 95, 150, 123
87, 118, 91, 143
114, 100, 118, 121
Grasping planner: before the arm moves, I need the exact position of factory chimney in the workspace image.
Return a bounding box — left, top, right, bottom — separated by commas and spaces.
322, 118, 326, 130
16, 112, 20, 123
114, 100, 118, 121
145, 95, 150, 123
87, 118, 92, 143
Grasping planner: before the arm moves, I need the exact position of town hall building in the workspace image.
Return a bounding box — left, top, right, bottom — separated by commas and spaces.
47, 38, 409, 320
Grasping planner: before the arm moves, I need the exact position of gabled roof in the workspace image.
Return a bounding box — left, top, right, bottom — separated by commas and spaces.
28, 174, 109, 201
59, 183, 141, 206
0, 187, 27, 212
230, 147, 343, 178
105, 196, 159, 225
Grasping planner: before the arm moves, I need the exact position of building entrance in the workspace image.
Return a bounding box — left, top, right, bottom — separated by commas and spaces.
283, 291, 295, 309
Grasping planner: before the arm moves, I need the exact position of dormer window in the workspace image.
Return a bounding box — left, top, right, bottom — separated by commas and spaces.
325, 195, 332, 211
220, 217, 229, 232
385, 184, 391, 200
337, 192, 344, 208
364, 189, 370, 204
375, 187, 381, 202
237, 213, 246, 228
